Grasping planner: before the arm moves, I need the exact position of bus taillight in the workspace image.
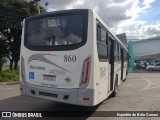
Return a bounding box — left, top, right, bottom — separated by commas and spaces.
80, 57, 91, 88
21, 56, 26, 82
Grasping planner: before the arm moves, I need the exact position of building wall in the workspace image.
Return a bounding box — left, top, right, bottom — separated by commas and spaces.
132, 40, 160, 57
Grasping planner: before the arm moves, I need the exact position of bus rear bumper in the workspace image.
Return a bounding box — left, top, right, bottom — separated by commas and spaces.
20, 81, 95, 106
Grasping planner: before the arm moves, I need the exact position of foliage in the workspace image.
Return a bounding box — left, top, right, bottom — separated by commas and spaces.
0, 69, 19, 82
0, 38, 8, 72
0, 0, 44, 70
1, 57, 7, 65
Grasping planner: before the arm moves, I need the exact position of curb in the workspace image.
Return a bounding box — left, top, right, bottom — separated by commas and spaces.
0, 81, 19, 85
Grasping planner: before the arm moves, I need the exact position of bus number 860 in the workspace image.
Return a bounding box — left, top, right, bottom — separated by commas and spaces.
64, 55, 76, 62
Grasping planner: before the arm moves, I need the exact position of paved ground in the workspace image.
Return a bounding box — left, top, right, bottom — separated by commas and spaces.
0, 73, 160, 120
0, 84, 20, 100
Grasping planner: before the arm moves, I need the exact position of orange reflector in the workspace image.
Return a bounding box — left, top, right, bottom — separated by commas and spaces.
83, 98, 90, 100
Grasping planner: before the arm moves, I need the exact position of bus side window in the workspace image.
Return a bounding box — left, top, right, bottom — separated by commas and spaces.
114, 41, 121, 61
97, 23, 107, 61
106, 32, 109, 59
114, 41, 117, 61
117, 43, 120, 60
97, 25, 101, 41
101, 28, 106, 44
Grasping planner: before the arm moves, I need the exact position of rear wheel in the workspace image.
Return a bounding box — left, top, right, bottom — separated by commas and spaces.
111, 76, 118, 97
149, 68, 153, 71
123, 70, 128, 82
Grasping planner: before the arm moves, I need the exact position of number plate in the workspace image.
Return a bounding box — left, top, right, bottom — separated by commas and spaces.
43, 75, 56, 81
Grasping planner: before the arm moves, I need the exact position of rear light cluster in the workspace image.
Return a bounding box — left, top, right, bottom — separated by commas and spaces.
80, 57, 91, 88
21, 56, 26, 82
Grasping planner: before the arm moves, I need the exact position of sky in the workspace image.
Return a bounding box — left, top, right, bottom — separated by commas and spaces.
36, 0, 160, 40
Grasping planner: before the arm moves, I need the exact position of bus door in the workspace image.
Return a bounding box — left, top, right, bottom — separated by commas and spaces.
121, 48, 124, 81
108, 37, 114, 92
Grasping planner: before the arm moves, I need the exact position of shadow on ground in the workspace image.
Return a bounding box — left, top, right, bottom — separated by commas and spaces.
0, 95, 101, 119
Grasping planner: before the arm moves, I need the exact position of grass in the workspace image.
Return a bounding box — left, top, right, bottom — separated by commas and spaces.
0, 66, 19, 82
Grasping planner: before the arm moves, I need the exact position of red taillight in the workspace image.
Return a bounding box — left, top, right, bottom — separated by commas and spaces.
21, 56, 26, 82
80, 57, 91, 88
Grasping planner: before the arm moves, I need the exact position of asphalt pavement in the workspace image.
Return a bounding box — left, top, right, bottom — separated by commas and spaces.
0, 72, 160, 120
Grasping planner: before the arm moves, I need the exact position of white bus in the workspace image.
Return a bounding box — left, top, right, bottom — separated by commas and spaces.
20, 9, 128, 106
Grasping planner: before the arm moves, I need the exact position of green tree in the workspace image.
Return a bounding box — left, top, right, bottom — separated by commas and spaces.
0, 34, 8, 72
0, 0, 44, 70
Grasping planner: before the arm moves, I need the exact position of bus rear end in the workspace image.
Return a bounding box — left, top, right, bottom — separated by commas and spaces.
20, 9, 96, 106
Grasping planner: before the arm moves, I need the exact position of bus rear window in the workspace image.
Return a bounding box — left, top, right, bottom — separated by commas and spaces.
26, 15, 84, 46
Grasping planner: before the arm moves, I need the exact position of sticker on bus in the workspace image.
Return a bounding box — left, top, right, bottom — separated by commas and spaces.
29, 72, 34, 79
43, 75, 56, 81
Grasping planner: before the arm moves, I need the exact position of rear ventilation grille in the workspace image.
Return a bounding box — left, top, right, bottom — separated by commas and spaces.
39, 91, 58, 98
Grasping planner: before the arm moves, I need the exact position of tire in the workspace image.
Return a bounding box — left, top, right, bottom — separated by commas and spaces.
123, 71, 128, 82
111, 76, 118, 97
149, 68, 153, 71
126, 69, 128, 76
